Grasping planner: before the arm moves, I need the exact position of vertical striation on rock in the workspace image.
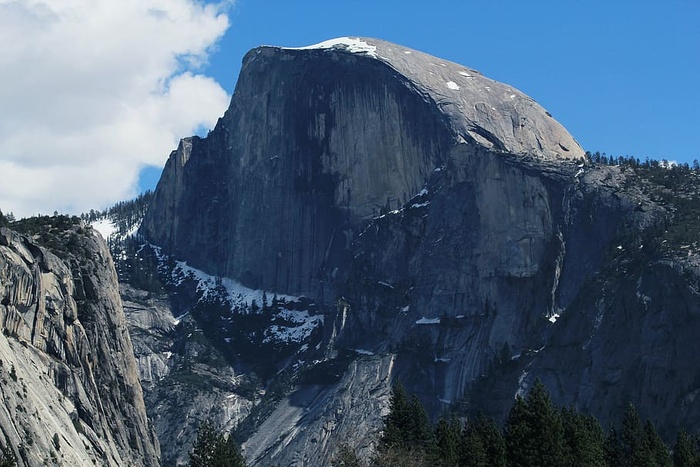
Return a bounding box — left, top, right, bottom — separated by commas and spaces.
0, 220, 160, 466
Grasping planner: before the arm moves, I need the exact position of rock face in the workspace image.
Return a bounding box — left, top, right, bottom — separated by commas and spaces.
141, 37, 583, 299
139, 37, 700, 465
121, 283, 255, 467
0, 221, 160, 466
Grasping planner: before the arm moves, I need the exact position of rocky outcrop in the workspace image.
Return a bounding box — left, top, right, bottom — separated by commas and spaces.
0, 221, 160, 466
121, 284, 255, 466
244, 354, 394, 466
137, 37, 700, 465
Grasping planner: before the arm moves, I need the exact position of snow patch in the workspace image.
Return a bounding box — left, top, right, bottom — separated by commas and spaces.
91, 218, 117, 240
434, 357, 451, 363
354, 349, 375, 356
263, 309, 324, 344
287, 37, 377, 58
416, 317, 441, 325
446, 81, 460, 90
459, 71, 472, 77
548, 313, 560, 323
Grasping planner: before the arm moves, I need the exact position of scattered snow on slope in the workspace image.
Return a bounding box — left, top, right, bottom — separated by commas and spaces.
264, 309, 324, 344
172, 259, 299, 308
91, 218, 117, 240
154, 249, 324, 345
90, 217, 140, 243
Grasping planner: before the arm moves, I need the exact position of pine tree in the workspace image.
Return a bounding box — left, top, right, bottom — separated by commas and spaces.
0, 209, 7, 228
408, 394, 435, 452
504, 380, 565, 467
379, 383, 435, 463
644, 420, 671, 467
504, 395, 531, 467
433, 416, 460, 466
619, 403, 649, 467
673, 430, 698, 467
561, 408, 606, 466
189, 419, 245, 467
460, 413, 506, 467
479, 413, 507, 467
523, 379, 565, 466
604, 427, 623, 467
460, 423, 488, 467
380, 382, 413, 450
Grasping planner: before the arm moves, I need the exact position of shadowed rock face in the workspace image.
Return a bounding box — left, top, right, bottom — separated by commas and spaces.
138, 38, 700, 466
0, 224, 160, 466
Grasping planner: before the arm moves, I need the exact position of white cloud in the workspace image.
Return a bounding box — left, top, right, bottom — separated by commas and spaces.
0, 0, 232, 218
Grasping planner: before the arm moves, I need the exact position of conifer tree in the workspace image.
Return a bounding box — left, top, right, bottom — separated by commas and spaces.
433, 416, 460, 466
189, 419, 245, 467
604, 427, 623, 467
672, 430, 698, 467
523, 379, 565, 466
408, 394, 435, 451
478, 413, 507, 467
644, 420, 671, 467
460, 424, 488, 467
504, 395, 531, 467
380, 382, 412, 450
460, 413, 506, 467
504, 380, 564, 467
620, 403, 650, 467
561, 408, 606, 466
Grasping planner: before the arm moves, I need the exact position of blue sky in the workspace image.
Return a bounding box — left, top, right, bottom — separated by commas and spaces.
2, 1, 698, 216
161, 0, 698, 194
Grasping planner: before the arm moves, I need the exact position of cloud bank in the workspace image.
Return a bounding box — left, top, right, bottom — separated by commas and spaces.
0, 0, 232, 218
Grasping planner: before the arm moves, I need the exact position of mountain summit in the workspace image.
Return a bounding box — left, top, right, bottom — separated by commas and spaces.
277, 37, 582, 160
142, 36, 583, 298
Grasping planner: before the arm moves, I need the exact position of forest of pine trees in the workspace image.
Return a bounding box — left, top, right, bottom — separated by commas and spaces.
332, 380, 700, 467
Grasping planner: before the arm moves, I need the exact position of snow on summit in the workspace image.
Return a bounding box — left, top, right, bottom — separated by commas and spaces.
286, 37, 377, 58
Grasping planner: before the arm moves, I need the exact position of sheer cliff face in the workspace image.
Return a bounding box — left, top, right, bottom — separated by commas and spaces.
141, 37, 582, 298
0, 224, 160, 466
